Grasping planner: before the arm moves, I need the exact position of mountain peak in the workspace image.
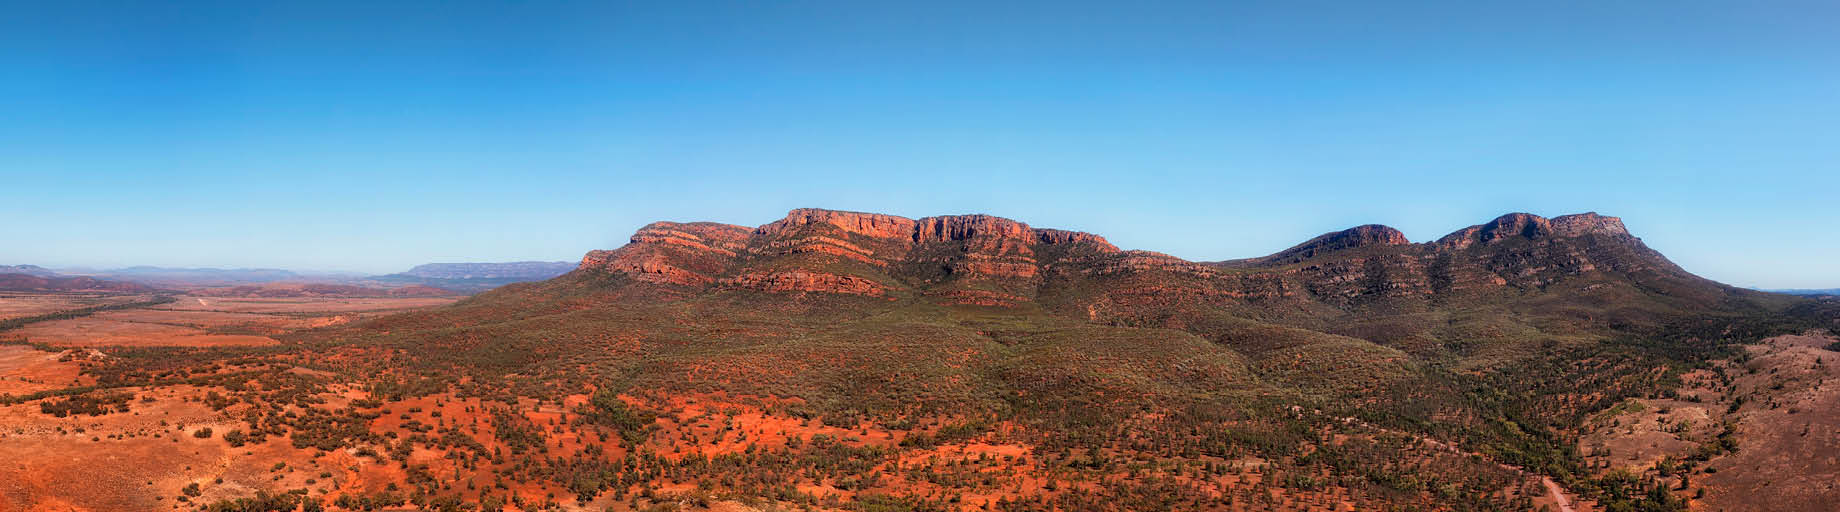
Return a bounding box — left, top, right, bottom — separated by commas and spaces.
1436, 212, 1632, 250
759, 208, 917, 239
1550, 212, 1630, 237
1261, 224, 1410, 264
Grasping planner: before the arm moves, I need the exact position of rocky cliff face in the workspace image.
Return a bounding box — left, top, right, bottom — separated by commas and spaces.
580, 222, 752, 286
579, 209, 1122, 297
573, 209, 1713, 312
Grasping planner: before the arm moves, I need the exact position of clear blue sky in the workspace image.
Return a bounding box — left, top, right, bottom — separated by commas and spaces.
3, 1, 1836, 288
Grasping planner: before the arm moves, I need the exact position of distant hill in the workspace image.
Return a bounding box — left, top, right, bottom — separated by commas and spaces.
197, 282, 456, 298
0, 273, 156, 293
85, 266, 306, 287
397, 261, 575, 279
0, 265, 60, 277
1767, 288, 1840, 296
371, 261, 574, 292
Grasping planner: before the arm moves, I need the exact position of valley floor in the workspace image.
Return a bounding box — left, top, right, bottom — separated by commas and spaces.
0, 291, 1834, 511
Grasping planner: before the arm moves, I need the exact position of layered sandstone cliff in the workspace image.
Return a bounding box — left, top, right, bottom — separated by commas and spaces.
575, 209, 1701, 310
579, 209, 1121, 297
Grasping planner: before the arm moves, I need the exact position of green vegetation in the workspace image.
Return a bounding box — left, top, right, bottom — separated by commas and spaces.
38, 390, 133, 417
574, 389, 657, 444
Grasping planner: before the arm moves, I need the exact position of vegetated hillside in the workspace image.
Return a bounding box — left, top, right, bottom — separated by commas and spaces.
370, 261, 575, 292
0, 272, 156, 293
261, 208, 1825, 510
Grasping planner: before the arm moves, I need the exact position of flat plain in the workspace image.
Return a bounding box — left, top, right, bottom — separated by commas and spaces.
0, 292, 458, 512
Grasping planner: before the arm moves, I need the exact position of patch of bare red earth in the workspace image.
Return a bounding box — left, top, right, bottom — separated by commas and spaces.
0, 346, 90, 395
0, 385, 286, 511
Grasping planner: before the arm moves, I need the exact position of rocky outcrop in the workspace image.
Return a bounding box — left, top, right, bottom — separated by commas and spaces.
580, 209, 1119, 296
720, 271, 888, 296
1436, 213, 1545, 250
1435, 212, 1631, 250
1084, 251, 1220, 278
757, 208, 917, 240
914, 214, 1033, 242
1033, 229, 1119, 251
628, 222, 752, 256
1550, 212, 1630, 238
909, 215, 1042, 280
580, 222, 752, 286
927, 289, 1027, 307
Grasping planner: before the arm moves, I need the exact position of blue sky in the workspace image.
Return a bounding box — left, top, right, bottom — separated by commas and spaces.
3, 1, 1836, 288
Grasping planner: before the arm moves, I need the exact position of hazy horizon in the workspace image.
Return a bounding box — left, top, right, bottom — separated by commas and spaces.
9, 206, 1838, 291
6, 1, 1838, 288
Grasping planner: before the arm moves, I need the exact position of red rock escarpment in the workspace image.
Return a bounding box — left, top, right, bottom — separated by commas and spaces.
581, 209, 1120, 295
757, 208, 917, 240
575, 208, 1677, 306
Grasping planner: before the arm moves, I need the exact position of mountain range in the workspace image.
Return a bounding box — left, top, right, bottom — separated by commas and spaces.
0, 273, 156, 293
1764, 288, 1840, 296
294, 207, 1832, 510
370, 261, 575, 292
0, 265, 60, 277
